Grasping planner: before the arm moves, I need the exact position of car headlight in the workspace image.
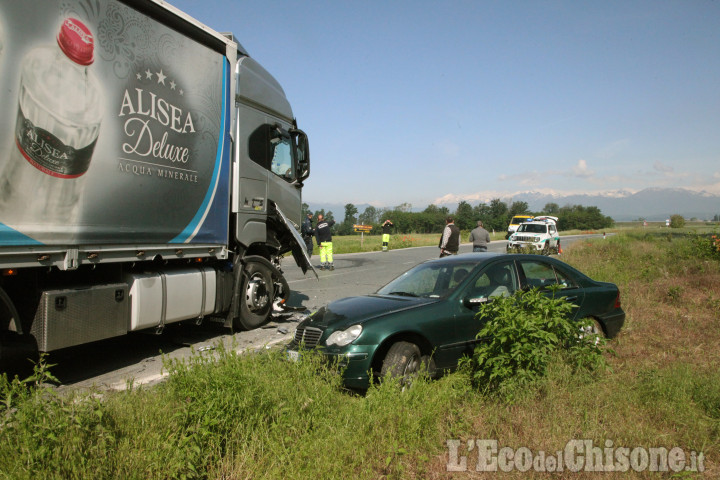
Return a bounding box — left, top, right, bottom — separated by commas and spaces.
325, 325, 363, 346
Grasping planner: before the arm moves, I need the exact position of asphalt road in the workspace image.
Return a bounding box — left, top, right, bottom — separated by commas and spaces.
34, 235, 596, 392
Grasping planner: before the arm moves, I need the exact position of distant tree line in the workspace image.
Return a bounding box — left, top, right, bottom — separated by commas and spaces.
302, 199, 614, 235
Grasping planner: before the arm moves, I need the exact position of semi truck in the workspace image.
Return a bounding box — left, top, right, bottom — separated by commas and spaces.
0, 0, 315, 365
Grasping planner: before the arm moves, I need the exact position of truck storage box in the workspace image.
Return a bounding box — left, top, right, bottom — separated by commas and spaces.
31, 284, 129, 352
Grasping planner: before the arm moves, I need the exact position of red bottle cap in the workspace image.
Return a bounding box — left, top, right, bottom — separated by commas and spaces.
56, 18, 94, 65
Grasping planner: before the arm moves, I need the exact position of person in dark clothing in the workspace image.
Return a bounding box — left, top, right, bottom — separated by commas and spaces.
381, 219, 393, 252
301, 213, 314, 256
439, 217, 460, 257
314, 214, 336, 270
469, 220, 491, 252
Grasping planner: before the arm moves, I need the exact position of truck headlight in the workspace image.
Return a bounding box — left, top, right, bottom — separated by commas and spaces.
325, 325, 362, 346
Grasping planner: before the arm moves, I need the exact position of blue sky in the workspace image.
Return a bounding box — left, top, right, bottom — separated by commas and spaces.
170, 0, 720, 209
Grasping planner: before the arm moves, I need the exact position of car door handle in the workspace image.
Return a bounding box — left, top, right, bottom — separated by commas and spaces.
564, 296, 577, 302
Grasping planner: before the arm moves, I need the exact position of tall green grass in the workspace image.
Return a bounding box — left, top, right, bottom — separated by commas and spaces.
0, 347, 473, 479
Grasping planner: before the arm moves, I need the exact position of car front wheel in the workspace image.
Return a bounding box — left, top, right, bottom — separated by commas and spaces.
381, 341, 422, 386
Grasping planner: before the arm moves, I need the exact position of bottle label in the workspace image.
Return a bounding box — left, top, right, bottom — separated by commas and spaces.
14, 107, 95, 178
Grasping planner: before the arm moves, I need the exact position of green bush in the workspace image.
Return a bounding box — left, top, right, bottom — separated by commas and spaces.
460, 287, 606, 396
670, 214, 685, 228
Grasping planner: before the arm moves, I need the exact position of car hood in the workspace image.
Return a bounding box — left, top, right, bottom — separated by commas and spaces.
305, 294, 439, 329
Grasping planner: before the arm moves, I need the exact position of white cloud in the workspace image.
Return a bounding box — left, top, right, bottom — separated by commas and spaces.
571, 159, 594, 178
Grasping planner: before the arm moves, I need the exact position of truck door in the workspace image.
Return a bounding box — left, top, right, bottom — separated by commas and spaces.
234, 56, 302, 244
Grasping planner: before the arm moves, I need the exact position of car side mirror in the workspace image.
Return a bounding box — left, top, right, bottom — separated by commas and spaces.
463, 296, 489, 308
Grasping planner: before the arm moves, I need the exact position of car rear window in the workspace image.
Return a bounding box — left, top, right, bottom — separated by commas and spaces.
519, 260, 577, 289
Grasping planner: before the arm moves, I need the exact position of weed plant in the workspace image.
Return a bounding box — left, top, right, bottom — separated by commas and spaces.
460, 288, 607, 399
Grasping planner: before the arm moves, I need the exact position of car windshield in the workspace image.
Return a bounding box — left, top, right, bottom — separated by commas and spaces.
377, 261, 478, 298
517, 224, 547, 234
510, 216, 530, 225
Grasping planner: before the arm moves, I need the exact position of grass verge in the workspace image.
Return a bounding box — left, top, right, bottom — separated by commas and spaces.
0, 229, 718, 478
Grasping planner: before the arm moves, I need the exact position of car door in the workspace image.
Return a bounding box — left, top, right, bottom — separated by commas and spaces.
548, 223, 558, 248
516, 258, 585, 320
450, 260, 520, 362
396, 261, 476, 370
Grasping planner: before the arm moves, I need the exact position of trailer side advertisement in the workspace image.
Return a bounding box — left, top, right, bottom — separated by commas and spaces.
0, 0, 231, 246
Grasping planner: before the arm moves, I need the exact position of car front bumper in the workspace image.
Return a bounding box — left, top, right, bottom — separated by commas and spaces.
286, 343, 378, 389
507, 241, 544, 251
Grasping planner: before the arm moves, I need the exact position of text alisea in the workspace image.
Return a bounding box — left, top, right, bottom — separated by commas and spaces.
119, 88, 195, 163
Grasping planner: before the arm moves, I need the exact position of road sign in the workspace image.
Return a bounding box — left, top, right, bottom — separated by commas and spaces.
353, 224, 372, 232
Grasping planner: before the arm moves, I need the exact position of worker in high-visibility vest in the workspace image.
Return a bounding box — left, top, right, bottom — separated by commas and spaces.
381, 219, 394, 251
315, 214, 336, 270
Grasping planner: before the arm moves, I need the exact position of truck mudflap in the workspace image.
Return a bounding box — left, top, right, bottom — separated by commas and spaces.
273, 205, 318, 280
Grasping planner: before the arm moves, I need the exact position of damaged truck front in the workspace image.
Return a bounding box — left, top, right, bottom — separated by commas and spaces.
0, 0, 314, 365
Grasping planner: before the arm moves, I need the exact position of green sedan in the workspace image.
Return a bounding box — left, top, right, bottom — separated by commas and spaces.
286, 253, 625, 389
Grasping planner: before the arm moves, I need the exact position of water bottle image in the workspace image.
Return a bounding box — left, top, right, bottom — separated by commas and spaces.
0, 17, 103, 232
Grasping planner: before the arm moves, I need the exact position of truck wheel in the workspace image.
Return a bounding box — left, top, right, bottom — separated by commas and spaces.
380, 341, 421, 387
236, 261, 275, 330
542, 242, 550, 255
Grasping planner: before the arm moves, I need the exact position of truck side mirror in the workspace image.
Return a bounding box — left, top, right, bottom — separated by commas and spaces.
291, 128, 310, 182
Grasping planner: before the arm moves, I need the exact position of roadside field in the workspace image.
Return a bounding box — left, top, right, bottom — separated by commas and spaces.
331, 231, 505, 254
0, 229, 718, 478
327, 221, 719, 254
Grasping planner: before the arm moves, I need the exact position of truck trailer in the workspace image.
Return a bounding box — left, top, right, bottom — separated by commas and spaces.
0, 0, 315, 364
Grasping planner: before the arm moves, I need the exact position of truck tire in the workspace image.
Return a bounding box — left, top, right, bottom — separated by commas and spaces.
236, 261, 275, 330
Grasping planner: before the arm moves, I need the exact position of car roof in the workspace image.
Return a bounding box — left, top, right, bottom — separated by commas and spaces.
422, 252, 577, 271
405, 253, 593, 289
423, 252, 502, 264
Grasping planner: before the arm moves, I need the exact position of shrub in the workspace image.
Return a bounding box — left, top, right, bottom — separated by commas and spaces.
388, 235, 414, 249
669, 214, 685, 228
460, 287, 606, 395
680, 231, 720, 261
